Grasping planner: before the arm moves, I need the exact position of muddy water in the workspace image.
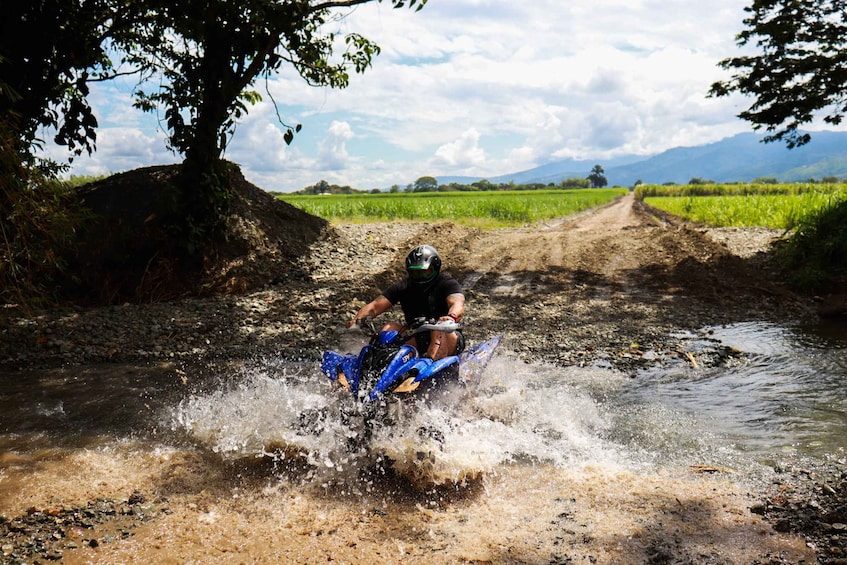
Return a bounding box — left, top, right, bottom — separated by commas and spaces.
1, 321, 843, 563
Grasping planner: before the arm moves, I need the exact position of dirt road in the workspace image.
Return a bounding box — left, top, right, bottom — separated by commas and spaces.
415, 192, 811, 371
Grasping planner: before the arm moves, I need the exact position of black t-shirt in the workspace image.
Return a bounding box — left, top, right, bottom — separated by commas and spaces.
382, 273, 463, 324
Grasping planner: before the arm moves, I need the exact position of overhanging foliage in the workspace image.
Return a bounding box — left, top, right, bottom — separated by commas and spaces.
710, 0, 847, 148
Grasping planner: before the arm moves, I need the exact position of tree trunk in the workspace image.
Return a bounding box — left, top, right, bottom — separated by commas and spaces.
179, 2, 236, 240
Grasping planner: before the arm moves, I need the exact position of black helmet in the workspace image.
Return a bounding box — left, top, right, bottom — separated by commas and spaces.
405, 245, 441, 284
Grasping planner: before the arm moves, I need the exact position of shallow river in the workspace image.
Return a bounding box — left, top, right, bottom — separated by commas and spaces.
1, 320, 844, 562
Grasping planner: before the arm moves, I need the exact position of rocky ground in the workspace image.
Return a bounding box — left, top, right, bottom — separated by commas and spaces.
0, 196, 814, 369
2, 192, 845, 563
0, 194, 820, 374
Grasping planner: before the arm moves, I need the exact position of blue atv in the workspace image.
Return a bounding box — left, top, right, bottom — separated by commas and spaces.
321, 318, 500, 407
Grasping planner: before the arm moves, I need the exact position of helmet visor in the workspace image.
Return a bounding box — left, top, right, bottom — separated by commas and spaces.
408, 266, 435, 282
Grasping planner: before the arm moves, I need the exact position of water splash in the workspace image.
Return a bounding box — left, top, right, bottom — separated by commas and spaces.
172, 317, 847, 489
171, 351, 715, 486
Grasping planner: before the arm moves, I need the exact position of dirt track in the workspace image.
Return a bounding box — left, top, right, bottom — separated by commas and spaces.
416, 192, 813, 372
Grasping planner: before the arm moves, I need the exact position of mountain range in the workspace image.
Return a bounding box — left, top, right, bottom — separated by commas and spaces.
436, 131, 847, 187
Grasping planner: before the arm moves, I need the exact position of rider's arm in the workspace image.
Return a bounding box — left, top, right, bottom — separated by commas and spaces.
348, 295, 393, 327
442, 293, 465, 322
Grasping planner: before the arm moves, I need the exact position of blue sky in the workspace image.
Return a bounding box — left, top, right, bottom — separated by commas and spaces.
43, 0, 819, 191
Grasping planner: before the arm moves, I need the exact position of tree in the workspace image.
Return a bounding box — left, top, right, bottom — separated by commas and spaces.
0, 1, 142, 162
121, 0, 428, 231
587, 165, 607, 188
709, 0, 847, 148
688, 177, 715, 185
471, 179, 495, 191
709, 0, 847, 292
0, 2, 144, 303
413, 176, 438, 192
560, 177, 591, 189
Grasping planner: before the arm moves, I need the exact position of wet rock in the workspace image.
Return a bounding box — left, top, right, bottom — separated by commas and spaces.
0, 493, 162, 561
756, 462, 847, 563
818, 295, 847, 319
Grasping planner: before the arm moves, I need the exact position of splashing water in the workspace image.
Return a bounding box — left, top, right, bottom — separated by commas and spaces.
172, 319, 847, 490
171, 351, 722, 487
2, 321, 843, 563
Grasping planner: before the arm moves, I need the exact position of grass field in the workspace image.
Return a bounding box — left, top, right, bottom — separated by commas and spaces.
279, 189, 627, 227
636, 183, 847, 229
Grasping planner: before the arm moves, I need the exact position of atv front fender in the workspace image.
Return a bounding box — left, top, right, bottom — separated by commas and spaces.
413, 355, 459, 382
321, 350, 360, 393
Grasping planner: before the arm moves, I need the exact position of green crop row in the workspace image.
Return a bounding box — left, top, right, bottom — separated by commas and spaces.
641, 186, 847, 229
634, 182, 843, 198
278, 189, 627, 227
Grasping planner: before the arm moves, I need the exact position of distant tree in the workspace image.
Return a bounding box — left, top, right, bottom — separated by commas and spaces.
560, 177, 591, 189
753, 176, 779, 184
709, 0, 847, 148
822, 176, 841, 184
472, 179, 495, 191
587, 165, 607, 188
296, 179, 364, 195
413, 176, 438, 192
688, 177, 715, 185
389, 184, 400, 193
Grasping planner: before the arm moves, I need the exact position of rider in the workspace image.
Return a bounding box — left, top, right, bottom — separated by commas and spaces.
348, 245, 465, 361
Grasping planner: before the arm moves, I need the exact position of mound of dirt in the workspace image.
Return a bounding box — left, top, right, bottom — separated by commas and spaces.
70, 163, 329, 304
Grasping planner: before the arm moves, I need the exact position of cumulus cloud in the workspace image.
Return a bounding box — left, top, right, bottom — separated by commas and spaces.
227, 114, 296, 173
431, 129, 486, 170
50, 127, 176, 178
318, 121, 355, 171
54, 0, 830, 191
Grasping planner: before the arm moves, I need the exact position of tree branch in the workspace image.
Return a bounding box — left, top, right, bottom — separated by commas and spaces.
310, 0, 374, 11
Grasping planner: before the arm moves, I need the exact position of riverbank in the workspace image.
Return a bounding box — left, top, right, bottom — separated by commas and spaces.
2, 195, 844, 563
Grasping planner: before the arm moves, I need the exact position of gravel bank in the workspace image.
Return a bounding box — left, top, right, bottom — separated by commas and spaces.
1, 204, 843, 563
0, 219, 814, 373
0, 224, 426, 370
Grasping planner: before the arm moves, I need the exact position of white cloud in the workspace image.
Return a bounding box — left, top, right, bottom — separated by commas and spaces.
51, 127, 176, 178
52, 0, 807, 191
318, 121, 355, 170
431, 128, 486, 171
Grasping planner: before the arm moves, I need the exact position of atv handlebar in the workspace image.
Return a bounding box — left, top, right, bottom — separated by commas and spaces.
407, 319, 461, 335
347, 316, 461, 336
